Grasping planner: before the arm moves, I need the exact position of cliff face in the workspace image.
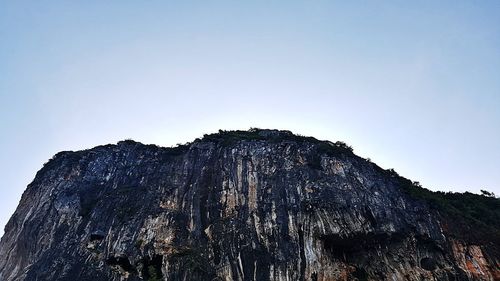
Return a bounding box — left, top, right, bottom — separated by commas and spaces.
0, 129, 498, 281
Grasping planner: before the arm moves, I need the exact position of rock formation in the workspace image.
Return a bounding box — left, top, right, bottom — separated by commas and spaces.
0, 129, 498, 281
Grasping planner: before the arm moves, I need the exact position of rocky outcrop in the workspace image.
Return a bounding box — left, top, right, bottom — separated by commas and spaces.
0, 129, 498, 281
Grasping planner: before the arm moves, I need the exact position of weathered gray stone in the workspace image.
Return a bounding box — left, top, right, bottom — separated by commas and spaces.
0, 129, 498, 281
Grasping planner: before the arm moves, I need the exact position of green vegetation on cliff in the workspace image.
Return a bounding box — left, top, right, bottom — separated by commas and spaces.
399, 176, 500, 245
201, 128, 353, 154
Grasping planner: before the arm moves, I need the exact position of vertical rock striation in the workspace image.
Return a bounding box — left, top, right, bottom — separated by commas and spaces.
0, 129, 498, 281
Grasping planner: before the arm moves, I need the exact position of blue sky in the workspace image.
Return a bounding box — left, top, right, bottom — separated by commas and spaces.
1, 1, 499, 236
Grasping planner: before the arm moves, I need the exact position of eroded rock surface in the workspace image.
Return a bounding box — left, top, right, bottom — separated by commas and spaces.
0, 129, 498, 280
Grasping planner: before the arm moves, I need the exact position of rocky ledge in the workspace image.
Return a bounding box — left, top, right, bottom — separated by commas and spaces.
0, 129, 498, 281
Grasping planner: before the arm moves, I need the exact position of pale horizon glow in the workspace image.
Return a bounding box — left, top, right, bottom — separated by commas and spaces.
1, 1, 499, 236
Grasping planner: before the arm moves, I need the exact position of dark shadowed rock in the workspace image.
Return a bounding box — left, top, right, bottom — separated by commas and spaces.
0, 129, 499, 281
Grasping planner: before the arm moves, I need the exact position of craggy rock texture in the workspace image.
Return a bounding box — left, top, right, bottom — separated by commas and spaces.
0, 129, 498, 281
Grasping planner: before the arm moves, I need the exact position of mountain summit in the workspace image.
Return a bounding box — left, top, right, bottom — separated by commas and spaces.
0, 129, 498, 281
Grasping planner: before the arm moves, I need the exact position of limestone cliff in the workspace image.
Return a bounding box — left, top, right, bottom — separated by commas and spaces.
0, 129, 498, 281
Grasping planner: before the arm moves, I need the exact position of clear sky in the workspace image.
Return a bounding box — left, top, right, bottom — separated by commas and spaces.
1, 1, 499, 236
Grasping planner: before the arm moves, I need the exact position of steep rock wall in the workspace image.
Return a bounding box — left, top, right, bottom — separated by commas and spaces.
0, 130, 498, 281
